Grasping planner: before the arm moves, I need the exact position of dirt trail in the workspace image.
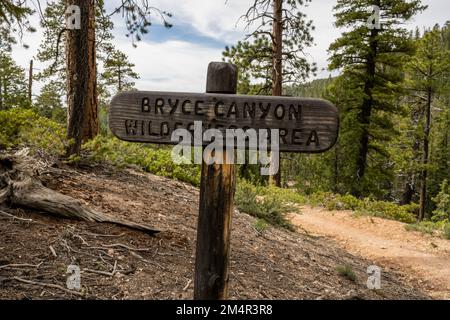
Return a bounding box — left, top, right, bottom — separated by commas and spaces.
290, 206, 450, 299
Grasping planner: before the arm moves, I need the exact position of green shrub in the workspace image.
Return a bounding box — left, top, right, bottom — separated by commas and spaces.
307, 191, 416, 223
0, 108, 66, 154
235, 181, 295, 231
444, 225, 450, 240
360, 199, 416, 223
258, 185, 307, 205
432, 180, 450, 222
340, 194, 363, 210
253, 219, 269, 234
405, 220, 450, 238
336, 264, 356, 282
404, 222, 436, 235
83, 136, 201, 186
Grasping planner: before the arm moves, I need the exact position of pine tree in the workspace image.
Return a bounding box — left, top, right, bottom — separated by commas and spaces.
0, 51, 29, 109
328, 0, 427, 197
101, 49, 139, 96
224, 0, 316, 186
407, 27, 450, 219
34, 81, 65, 124
0, 0, 34, 51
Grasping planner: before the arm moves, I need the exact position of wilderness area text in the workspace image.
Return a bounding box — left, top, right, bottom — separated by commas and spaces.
109, 92, 339, 152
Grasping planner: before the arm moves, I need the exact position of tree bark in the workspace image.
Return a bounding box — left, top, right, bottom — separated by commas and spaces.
66, 0, 98, 156
333, 142, 339, 193
0, 77, 3, 110
353, 26, 379, 197
28, 59, 33, 104
269, 0, 283, 187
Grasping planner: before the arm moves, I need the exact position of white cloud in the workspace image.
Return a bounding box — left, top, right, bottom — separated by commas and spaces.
114, 37, 222, 92
143, 0, 253, 44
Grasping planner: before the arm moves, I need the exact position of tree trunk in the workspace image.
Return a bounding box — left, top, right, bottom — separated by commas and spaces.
66, 0, 98, 156
28, 59, 33, 104
0, 77, 3, 110
419, 88, 432, 220
118, 65, 122, 92
333, 142, 339, 193
269, 0, 283, 187
194, 62, 237, 300
353, 27, 378, 197
400, 181, 415, 205
400, 137, 420, 205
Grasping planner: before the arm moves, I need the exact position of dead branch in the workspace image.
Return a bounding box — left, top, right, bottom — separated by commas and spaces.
0, 210, 33, 222
183, 279, 192, 291
100, 243, 151, 252
11, 277, 85, 297
84, 260, 117, 277
49, 245, 57, 258
129, 251, 165, 270
0, 263, 42, 270
84, 232, 126, 238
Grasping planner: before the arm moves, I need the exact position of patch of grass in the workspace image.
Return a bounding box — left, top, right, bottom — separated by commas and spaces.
404, 220, 450, 239
235, 181, 296, 231
336, 264, 356, 282
253, 219, 269, 234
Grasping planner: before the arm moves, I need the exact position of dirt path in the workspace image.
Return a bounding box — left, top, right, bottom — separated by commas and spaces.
290, 206, 450, 299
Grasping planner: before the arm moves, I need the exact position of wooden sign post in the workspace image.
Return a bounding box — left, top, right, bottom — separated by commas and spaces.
109, 61, 339, 300
194, 62, 238, 299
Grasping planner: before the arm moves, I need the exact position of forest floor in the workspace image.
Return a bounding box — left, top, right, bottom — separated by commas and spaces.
0, 157, 438, 300
290, 207, 450, 299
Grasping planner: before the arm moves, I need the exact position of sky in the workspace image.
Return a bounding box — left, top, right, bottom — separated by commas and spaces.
11, 0, 450, 97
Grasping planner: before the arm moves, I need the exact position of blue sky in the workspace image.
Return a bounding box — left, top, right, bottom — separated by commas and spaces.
12, 0, 450, 95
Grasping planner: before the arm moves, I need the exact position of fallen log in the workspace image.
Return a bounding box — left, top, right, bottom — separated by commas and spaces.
0, 153, 159, 235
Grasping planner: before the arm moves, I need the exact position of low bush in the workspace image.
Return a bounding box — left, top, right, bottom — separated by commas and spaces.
432, 180, 450, 222
307, 191, 416, 223
253, 219, 269, 234
404, 220, 450, 239
0, 108, 66, 154
235, 181, 296, 231
83, 135, 201, 186
336, 264, 356, 282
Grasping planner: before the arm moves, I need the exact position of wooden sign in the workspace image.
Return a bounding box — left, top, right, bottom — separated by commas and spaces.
109, 91, 339, 153
108, 62, 340, 301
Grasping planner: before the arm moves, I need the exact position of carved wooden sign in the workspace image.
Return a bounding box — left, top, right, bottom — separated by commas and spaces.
109, 91, 339, 153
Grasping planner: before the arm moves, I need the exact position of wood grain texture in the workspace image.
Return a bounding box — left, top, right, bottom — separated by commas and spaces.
194, 62, 237, 300
109, 91, 339, 153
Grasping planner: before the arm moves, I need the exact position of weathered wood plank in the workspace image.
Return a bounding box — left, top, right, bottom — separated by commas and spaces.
109, 91, 339, 153
194, 62, 237, 300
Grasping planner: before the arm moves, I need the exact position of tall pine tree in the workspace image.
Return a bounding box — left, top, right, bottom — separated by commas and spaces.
329, 0, 427, 197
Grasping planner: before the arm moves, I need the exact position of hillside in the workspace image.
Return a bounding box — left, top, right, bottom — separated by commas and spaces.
0, 154, 430, 299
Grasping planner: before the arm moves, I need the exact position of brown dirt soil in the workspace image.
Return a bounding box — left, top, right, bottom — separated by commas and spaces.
0, 159, 430, 300
290, 206, 450, 299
